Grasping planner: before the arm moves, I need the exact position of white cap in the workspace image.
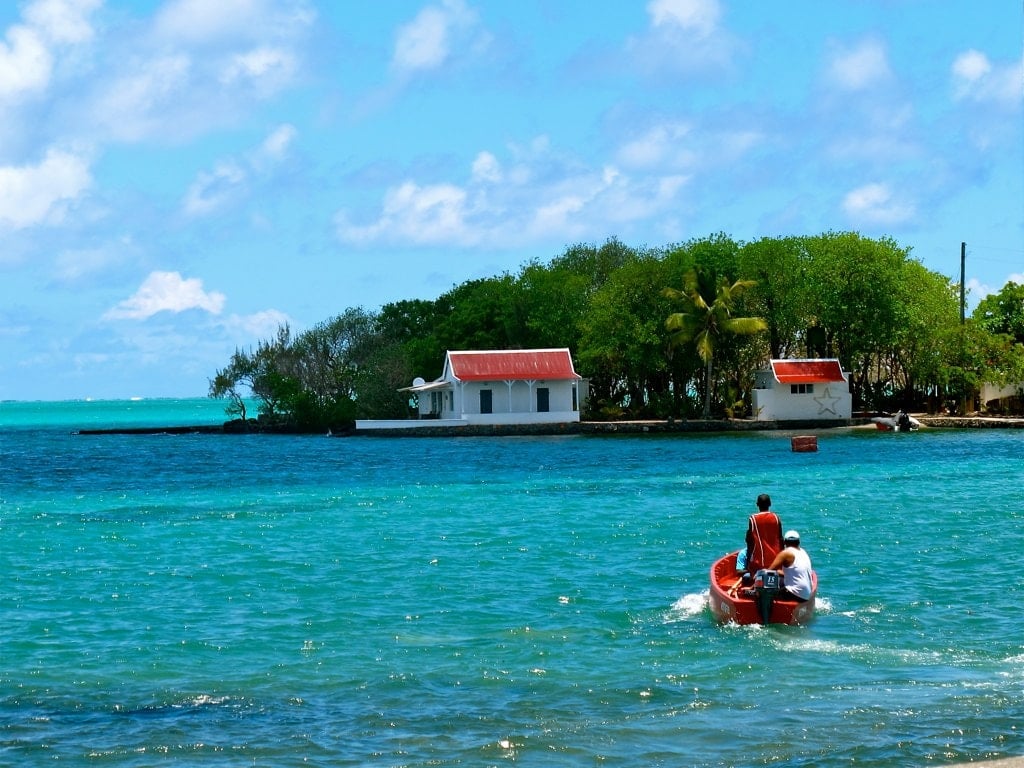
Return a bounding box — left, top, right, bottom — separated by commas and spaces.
784, 530, 800, 543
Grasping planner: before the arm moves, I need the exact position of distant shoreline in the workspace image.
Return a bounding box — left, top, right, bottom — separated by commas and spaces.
74, 415, 1024, 437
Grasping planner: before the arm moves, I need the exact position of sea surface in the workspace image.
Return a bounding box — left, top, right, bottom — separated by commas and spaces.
2, 399, 1022, 767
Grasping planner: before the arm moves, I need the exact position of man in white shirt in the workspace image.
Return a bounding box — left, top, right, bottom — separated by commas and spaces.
766, 530, 813, 601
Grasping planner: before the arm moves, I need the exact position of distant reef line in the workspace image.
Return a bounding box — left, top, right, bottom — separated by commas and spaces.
74, 416, 1024, 437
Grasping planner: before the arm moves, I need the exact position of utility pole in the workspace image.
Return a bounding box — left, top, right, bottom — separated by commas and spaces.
960, 241, 966, 325
959, 241, 967, 414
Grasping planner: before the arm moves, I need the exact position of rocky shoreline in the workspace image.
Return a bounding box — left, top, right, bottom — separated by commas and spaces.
74, 415, 1024, 437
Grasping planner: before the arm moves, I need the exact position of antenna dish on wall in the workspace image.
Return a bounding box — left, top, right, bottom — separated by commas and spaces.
412, 377, 426, 387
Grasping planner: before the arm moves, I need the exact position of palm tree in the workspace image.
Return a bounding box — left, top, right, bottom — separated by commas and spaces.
664, 269, 767, 419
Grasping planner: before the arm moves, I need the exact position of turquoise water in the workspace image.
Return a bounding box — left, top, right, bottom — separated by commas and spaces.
2, 400, 1022, 766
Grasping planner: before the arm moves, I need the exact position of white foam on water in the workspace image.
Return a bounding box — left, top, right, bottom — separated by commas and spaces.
665, 591, 708, 621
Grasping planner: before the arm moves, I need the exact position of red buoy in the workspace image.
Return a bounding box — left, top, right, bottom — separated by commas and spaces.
791, 435, 818, 452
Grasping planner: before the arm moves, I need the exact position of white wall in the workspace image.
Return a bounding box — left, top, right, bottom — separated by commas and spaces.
981, 382, 1022, 402
753, 383, 852, 420
407, 378, 581, 424
455, 380, 579, 420
356, 410, 580, 430
461, 410, 580, 425
356, 418, 467, 430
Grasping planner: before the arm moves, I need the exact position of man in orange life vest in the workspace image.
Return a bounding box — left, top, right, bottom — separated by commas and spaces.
735, 493, 774, 574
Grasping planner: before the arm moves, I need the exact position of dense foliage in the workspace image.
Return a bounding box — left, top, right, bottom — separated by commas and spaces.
209, 233, 1024, 429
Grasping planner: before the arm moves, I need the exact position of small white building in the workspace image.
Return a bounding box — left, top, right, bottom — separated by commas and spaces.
356, 348, 584, 431
980, 381, 1023, 411
752, 359, 852, 421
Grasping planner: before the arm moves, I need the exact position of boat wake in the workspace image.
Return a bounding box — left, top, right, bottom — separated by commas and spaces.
665, 591, 708, 622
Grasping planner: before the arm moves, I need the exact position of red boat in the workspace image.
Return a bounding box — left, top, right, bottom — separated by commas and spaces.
708, 511, 817, 626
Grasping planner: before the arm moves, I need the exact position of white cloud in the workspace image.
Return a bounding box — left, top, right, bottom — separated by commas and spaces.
104, 271, 226, 321
394, 7, 448, 71
647, 0, 720, 38
257, 123, 297, 162
336, 144, 690, 248
392, 0, 481, 75
626, 0, 736, 76
155, 0, 257, 41
841, 182, 914, 226
80, 2, 311, 144
825, 38, 891, 91
0, 25, 51, 98
952, 50, 1023, 109
966, 277, 987, 301
182, 124, 297, 217
617, 122, 694, 169
616, 120, 760, 178
530, 194, 587, 238
525, 164, 680, 237
471, 151, 502, 183
154, 0, 314, 44
0, 148, 92, 229
93, 54, 192, 142
952, 49, 990, 83
220, 46, 297, 92
338, 181, 473, 245
183, 161, 247, 217
52, 244, 127, 283
0, 0, 99, 99
224, 308, 292, 339
25, 0, 100, 45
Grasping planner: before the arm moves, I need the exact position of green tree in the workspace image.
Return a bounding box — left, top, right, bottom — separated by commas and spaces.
208, 324, 308, 425
433, 276, 524, 352
515, 258, 592, 352
880, 261, 961, 410
280, 308, 379, 427
377, 299, 445, 381
972, 281, 1024, 412
974, 281, 1024, 344
801, 233, 909, 406
208, 347, 257, 422
246, 324, 298, 420
352, 339, 415, 419
546, 237, 638, 295
664, 269, 767, 418
577, 254, 672, 417
739, 236, 811, 358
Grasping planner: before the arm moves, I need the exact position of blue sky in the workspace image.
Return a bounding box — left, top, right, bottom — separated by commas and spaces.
1, 0, 1021, 401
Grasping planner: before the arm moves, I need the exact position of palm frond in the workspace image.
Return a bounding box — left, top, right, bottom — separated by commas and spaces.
724, 317, 769, 335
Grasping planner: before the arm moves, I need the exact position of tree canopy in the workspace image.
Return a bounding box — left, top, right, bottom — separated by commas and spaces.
209, 232, 1022, 429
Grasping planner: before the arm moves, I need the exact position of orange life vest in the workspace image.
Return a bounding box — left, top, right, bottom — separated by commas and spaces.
745, 511, 783, 574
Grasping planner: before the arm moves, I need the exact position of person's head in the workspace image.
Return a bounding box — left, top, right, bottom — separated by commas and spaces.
784, 530, 800, 548
756, 493, 771, 511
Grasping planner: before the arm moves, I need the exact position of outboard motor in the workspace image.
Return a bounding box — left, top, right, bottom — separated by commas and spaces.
754, 569, 783, 624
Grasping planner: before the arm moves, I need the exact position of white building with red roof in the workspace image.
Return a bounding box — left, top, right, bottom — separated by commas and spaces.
752, 359, 852, 421
356, 348, 584, 430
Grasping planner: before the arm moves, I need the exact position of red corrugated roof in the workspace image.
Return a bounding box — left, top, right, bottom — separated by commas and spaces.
770, 359, 846, 384
447, 349, 580, 381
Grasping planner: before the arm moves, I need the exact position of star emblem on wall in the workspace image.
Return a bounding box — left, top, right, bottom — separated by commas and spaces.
814, 385, 841, 415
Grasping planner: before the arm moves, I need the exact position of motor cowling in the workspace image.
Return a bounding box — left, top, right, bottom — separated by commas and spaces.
755, 569, 783, 624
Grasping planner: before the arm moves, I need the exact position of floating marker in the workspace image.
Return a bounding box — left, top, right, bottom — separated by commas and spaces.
791, 435, 818, 452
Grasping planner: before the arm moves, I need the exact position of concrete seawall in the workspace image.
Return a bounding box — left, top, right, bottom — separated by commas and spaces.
352, 415, 1024, 437
73, 416, 1024, 437
350, 418, 867, 437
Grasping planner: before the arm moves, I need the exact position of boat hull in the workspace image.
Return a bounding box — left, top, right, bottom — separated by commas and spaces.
709, 552, 817, 626
872, 415, 921, 431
